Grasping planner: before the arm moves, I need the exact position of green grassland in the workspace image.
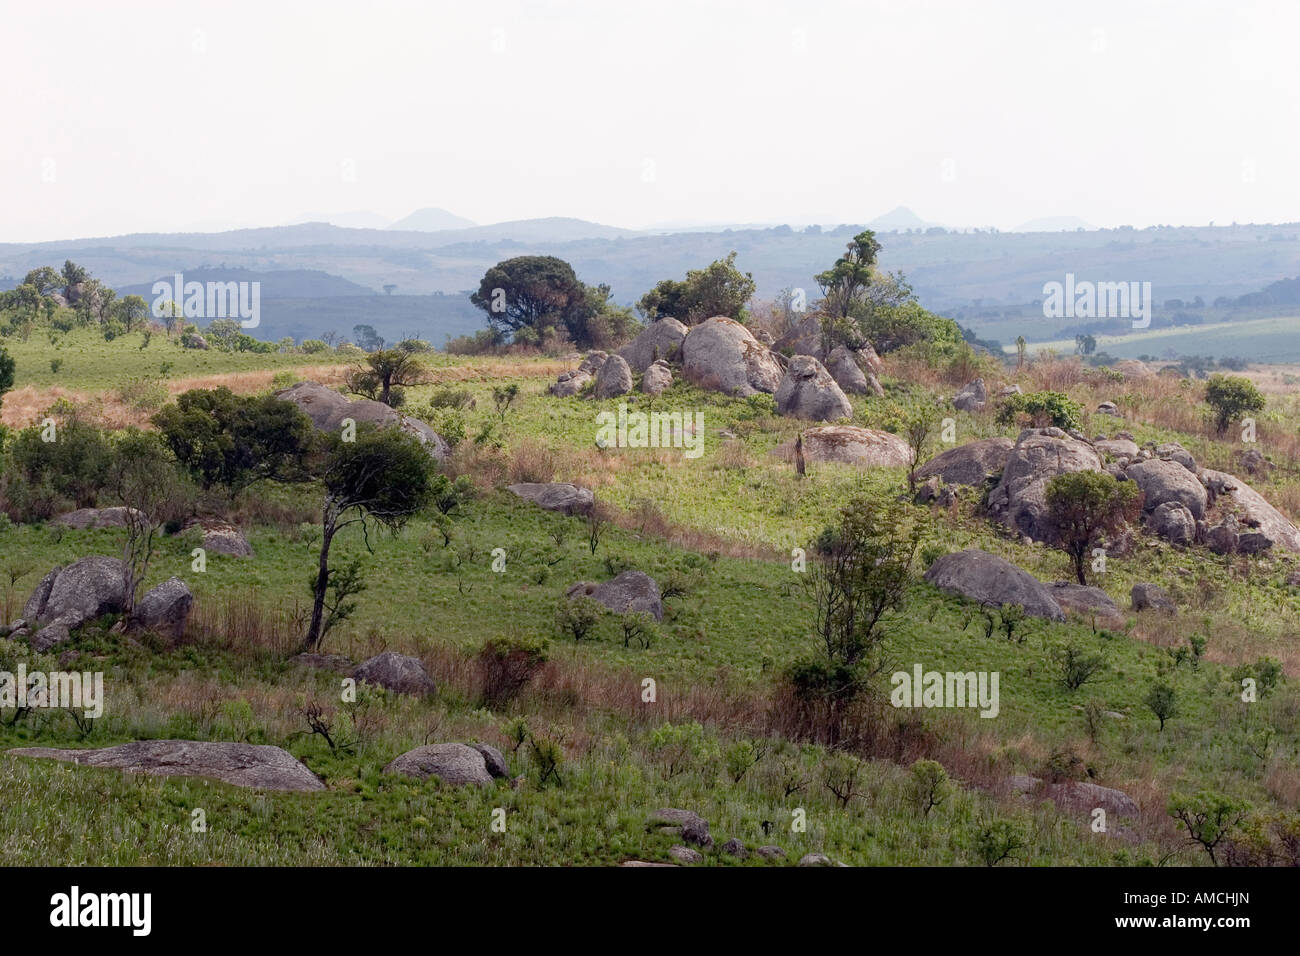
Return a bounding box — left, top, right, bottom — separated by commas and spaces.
3, 326, 353, 391
1022, 313, 1300, 363
1, 331, 1299, 866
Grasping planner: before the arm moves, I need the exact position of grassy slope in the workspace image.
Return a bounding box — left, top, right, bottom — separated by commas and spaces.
1, 332, 1299, 866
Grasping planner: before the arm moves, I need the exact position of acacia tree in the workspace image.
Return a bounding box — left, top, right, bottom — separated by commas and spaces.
1167, 791, 1250, 866
1044, 471, 1141, 584
470, 255, 588, 341
815, 230, 880, 322
345, 348, 430, 407
302, 425, 435, 652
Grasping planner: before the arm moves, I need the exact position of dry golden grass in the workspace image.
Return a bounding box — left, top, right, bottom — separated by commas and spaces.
0, 363, 352, 429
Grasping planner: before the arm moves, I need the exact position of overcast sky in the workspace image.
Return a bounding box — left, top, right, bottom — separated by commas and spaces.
3, 0, 1298, 241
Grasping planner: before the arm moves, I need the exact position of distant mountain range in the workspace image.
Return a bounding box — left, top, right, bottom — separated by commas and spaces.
4, 212, 1299, 351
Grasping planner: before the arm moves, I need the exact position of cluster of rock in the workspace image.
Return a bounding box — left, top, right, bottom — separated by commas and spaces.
925, 426, 1300, 558
1096, 437, 1300, 554
50, 509, 255, 558
622, 807, 837, 866
275, 381, 449, 461
546, 315, 884, 422
924, 547, 1174, 621
19, 556, 193, 651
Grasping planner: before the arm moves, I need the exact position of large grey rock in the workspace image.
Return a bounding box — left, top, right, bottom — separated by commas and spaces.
276, 381, 448, 460
1048, 582, 1125, 628
1041, 781, 1139, 818
618, 318, 688, 372
52, 507, 141, 530
506, 482, 594, 516
1201, 469, 1300, 553
680, 317, 782, 397
23, 556, 129, 651
1155, 442, 1196, 472
1127, 458, 1207, 519
472, 743, 510, 779
952, 378, 987, 412
824, 346, 870, 395
550, 353, 610, 396
641, 361, 673, 395
720, 838, 748, 857
915, 437, 1014, 486
383, 743, 492, 785
669, 845, 703, 864
566, 571, 662, 621
351, 651, 437, 696
800, 425, 910, 468
774, 355, 853, 421
1149, 501, 1195, 545
7, 740, 324, 791
593, 353, 634, 399
131, 577, 193, 640
1095, 438, 1139, 459
1131, 582, 1176, 613
987, 429, 1104, 541
186, 520, 253, 558
1205, 515, 1240, 555
923, 549, 1065, 621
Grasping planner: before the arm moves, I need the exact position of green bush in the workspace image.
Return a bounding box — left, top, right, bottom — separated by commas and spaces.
996, 390, 1083, 431
1204, 374, 1265, 435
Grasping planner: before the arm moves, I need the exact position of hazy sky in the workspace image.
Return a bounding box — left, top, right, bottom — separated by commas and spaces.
4, 0, 1298, 241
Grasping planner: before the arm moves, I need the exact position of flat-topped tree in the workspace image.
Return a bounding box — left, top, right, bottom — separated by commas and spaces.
302, 423, 435, 652
345, 348, 429, 407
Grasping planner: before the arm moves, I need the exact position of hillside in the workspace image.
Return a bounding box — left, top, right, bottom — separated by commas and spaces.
2, 309, 1299, 868
5, 221, 1300, 357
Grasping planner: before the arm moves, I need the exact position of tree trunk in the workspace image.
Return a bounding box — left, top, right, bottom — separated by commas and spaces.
303, 523, 336, 653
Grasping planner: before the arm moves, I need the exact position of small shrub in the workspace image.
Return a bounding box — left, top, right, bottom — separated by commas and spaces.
477, 634, 550, 708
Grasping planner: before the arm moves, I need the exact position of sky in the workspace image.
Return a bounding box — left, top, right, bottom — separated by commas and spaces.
3, 0, 1298, 242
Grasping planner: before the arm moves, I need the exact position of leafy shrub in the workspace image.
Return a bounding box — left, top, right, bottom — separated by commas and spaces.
908, 759, 952, 816
973, 819, 1028, 866
555, 596, 604, 642
647, 721, 719, 779
1204, 374, 1265, 435
117, 376, 169, 412
300, 339, 328, 353
996, 390, 1083, 431
429, 387, 475, 410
